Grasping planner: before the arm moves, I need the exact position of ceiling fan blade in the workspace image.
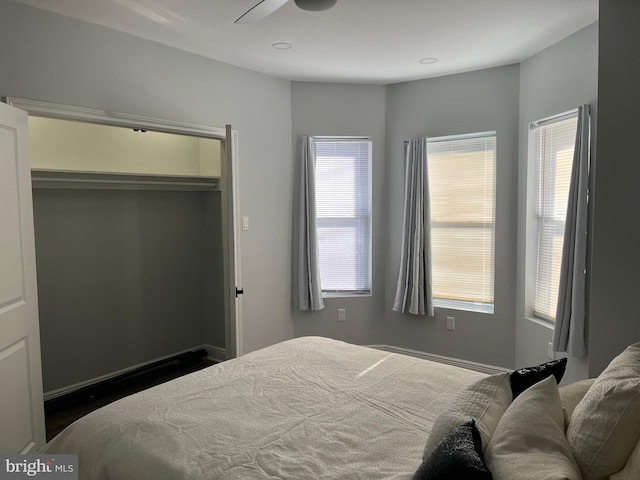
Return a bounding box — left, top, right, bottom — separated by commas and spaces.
235, 0, 289, 24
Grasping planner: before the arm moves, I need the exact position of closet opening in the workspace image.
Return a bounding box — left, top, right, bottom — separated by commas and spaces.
8, 98, 241, 401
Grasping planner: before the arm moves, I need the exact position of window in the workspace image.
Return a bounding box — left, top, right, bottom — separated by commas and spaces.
531, 112, 578, 321
427, 132, 496, 313
313, 137, 372, 296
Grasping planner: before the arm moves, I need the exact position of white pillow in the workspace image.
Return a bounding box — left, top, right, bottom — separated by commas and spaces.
423, 372, 512, 458
485, 376, 581, 480
611, 438, 640, 480
558, 378, 596, 430
559, 378, 595, 418
567, 342, 640, 480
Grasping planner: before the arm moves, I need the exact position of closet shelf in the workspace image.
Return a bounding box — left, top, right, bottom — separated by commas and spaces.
31, 169, 220, 192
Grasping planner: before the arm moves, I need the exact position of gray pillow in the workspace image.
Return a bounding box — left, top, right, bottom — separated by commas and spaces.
414, 420, 493, 480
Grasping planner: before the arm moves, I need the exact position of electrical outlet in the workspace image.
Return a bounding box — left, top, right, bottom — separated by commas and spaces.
446, 316, 455, 331
337, 308, 346, 322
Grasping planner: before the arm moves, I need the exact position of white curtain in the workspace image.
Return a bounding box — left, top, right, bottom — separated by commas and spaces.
552, 105, 590, 356
298, 136, 325, 311
393, 138, 434, 316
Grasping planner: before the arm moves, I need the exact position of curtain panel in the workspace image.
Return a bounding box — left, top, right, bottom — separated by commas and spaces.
393, 138, 434, 316
552, 105, 591, 356
298, 136, 325, 311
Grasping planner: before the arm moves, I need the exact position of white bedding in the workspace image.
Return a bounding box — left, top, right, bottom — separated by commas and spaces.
41, 336, 485, 479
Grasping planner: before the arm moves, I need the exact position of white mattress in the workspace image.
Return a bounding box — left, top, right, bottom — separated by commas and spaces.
41, 336, 485, 479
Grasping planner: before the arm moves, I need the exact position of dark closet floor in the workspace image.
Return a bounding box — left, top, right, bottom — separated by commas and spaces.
45, 357, 216, 442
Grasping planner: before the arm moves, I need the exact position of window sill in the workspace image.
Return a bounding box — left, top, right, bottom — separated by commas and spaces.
525, 316, 554, 330
322, 292, 371, 299
434, 298, 494, 315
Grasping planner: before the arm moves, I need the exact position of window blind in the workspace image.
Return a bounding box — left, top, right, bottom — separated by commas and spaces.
533, 114, 578, 321
427, 132, 496, 311
314, 138, 372, 294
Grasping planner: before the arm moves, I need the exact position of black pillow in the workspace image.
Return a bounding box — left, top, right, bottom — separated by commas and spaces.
509, 357, 567, 399
413, 419, 493, 480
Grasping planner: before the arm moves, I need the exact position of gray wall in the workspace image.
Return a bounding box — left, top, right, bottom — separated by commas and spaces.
384, 66, 520, 368
589, 1, 640, 376
0, 0, 295, 363
290, 82, 387, 345
33, 189, 217, 392
203, 193, 226, 349
2, 0, 615, 388
288, 30, 602, 375
516, 23, 598, 384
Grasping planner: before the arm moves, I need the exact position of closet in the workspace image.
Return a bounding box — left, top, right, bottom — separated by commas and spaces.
23, 110, 234, 397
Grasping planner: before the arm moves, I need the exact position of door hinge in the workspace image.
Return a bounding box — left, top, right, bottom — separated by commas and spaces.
235, 287, 244, 297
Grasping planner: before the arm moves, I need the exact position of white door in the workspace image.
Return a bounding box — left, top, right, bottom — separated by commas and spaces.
0, 102, 45, 452
222, 125, 243, 358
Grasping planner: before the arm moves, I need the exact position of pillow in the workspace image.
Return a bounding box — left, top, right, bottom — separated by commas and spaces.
413, 420, 493, 480
558, 378, 596, 429
510, 357, 567, 398
424, 358, 569, 459
423, 372, 512, 458
611, 437, 640, 480
485, 376, 582, 480
567, 342, 640, 480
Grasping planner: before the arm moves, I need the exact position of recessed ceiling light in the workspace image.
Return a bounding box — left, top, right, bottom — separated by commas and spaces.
419, 57, 439, 65
272, 42, 293, 50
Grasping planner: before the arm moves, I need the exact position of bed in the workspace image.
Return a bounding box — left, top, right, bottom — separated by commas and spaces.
40, 337, 640, 480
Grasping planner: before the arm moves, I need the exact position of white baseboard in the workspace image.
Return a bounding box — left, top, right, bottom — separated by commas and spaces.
366, 344, 510, 375
203, 344, 227, 363
44, 343, 499, 401
44, 345, 220, 401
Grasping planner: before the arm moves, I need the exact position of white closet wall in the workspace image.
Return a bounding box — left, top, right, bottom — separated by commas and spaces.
29, 116, 221, 177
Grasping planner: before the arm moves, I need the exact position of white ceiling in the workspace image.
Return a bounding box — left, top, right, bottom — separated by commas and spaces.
11, 0, 598, 84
